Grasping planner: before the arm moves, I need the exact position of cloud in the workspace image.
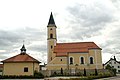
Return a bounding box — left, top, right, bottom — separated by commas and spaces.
0, 27, 47, 63
0, 30, 23, 50
27, 43, 47, 53
102, 26, 120, 52
0, 0, 120, 64
65, 0, 116, 40
61, 0, 120, 62
111, 0, 120, 9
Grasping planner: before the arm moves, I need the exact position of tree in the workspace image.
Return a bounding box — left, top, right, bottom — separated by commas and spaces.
61, 68, 63, 75
95, 68, 98, 76
105, 64, 112, 70
105, 64, 116, 76
83, 68, 86, 76
34, 70, 44, 78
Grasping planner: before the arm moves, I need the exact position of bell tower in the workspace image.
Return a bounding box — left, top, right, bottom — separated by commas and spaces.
47, 12, 57, 63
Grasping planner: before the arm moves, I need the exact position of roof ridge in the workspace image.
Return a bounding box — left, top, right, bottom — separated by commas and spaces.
57, 42, 94, 44
54, 41, 102, 55
1, 53, 40, 63
1, 54, 20, 62
26, 53, 40, 62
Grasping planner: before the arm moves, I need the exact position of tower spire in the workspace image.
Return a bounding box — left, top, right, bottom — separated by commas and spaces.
48, 12, 56, 27
20, 42, 26, 54
47, 12, 57, 63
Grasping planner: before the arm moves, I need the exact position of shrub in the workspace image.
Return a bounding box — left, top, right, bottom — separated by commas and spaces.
0, 71, 44, 79
34, 71, 44, 78
0, 75, 35, 79
75, 72, 83, 76
105, 64, 117, 76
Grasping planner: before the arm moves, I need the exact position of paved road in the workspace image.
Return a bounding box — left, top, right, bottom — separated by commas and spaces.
1, 74, 120, 80
95, 74, 120, 80
44, 77, 80, 80
44, 75, 120, 80
0, 79, 44, 80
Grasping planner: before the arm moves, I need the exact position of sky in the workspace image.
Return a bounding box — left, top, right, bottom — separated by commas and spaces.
0, 0, 120, 64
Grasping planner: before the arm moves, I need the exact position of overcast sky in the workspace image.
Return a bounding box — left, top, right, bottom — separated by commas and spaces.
0, 0, 120, 64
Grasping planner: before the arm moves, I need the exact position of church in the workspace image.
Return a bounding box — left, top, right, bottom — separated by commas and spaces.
46, 12, 103, 70
1, 45, 40, 76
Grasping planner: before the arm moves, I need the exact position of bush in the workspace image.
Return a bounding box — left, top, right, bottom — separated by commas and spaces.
58, 71, 114, 80
34, 71, 44, 78
0, 71, 44, 79
111, 68, 116, 76
75, 72, 83, 76
0, 75, 35, 79
105, 64, 117, 76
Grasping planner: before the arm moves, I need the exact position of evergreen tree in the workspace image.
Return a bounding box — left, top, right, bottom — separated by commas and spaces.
95, 68, 98, 76
61, 68, 63, 75
83, 68, 86, 76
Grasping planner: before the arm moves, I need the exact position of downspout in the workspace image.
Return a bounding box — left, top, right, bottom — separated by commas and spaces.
33, 62, 34, 76
95, 50, 98, 69
87, 52, 89, 69
67, 52, 69, 70
2, 62, 4, 76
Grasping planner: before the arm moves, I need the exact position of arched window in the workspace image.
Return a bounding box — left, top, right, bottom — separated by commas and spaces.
90, 57, 94, 64
50, 34, 53, 38
70, 57, 73, 65
80, 57, 84, 64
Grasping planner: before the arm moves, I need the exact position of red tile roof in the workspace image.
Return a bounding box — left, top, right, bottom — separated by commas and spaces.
54, 42, 101, 57
56, 53, 68, 57
1, 53, 40, 63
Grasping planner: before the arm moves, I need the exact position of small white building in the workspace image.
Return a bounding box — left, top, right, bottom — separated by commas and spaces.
104, 56, 120, 73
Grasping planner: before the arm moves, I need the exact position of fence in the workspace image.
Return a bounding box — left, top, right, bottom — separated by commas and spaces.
40, 69, 109, 77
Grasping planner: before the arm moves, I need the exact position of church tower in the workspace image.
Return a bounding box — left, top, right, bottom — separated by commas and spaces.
47, 12, 57, 63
